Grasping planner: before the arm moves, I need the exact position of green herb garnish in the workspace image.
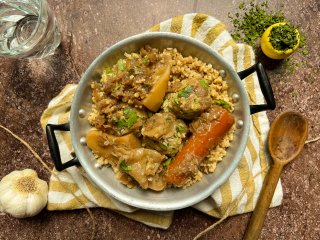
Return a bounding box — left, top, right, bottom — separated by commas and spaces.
117, 59, 126, 71
158, 143, 168, 151
176, 126, 185, 134
123, 107, 131, 116
127, 116, 138, 129
173, 95, 180, 105
117, 107, 139, 129
117, 119, 128, 129
199, 79, 209, 89
105, 67, 114, 76
165, 117, 173, 123
143, 56, 149, 65
112, 83, 123, 92
269, 24, 298, 51
163, 158, 173, 167
214, 99, 231, 110
178, 86, 193, 98
124, 107, 139, 128
229, 0, 306, 52
228, 1, 285, 47
120, 160, 132, 172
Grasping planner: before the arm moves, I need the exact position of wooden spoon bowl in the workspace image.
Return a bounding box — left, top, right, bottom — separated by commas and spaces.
268, 111, 308, 163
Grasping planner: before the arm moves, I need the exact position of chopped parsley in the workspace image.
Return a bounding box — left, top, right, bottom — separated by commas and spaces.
123, 107, 131, 115
117, 107, 139, 129
178, 86, 193, 98
117, 59, 126, 71
176, 126, 185, 134
120, 160, 132, 172
165, 117, 173, 123
228, 1, 285, 46
199, 79, 209, 89
143, 56, 149, 65
112, 83, 123, 92
105, 67, 114, 76
117, 119, 127, 129
269, 23, 299, 51
158, 143, 168, 151
173, 95, 180, 105
163, 158, 173, 167
214, 99, 231, 110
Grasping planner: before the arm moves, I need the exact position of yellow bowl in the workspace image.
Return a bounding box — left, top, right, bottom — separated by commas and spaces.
261, 22, 300, 60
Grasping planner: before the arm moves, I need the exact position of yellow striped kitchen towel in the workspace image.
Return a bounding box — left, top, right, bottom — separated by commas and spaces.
40, 13, 283, 229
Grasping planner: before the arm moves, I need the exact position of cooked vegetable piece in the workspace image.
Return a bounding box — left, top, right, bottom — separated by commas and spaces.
141, 112, 188, 156
86, 129, 113, 157
165, 107, 235, 186
107, 132, 141, 148
142, 112, 176, 139
142, 63, 171, 112
163, 78, 212, 120
114, 147, 166, 191
86, 129, 141, 157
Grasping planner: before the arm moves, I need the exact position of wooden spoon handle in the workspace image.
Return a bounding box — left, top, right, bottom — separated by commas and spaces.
243, 162, 283, 240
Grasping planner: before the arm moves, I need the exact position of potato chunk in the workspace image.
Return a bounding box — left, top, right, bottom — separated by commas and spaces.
142, 63, 171, 112
86, 129, 141, 160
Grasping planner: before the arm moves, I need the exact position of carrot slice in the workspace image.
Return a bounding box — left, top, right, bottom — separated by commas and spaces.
165, 107, 235, 186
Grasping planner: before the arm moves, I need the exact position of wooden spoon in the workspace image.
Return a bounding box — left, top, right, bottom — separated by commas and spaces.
243, 111, 308, 240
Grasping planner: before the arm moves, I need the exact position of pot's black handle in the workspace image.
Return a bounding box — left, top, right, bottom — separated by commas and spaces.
46, 123, 80, 171
237, 62, 276, 114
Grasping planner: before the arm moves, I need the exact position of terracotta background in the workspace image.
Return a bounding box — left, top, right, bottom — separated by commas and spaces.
0, 0, 319, 239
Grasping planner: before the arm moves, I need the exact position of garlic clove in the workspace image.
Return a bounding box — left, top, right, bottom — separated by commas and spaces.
0, 169, 48, 218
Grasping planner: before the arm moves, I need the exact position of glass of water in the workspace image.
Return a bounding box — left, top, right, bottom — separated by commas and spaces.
0, 0, 61, 59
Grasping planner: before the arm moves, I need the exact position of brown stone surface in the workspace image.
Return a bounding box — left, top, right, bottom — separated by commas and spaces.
0, 0, 319, 239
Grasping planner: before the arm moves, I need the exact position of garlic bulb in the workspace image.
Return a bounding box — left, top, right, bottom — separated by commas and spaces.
0, 169, 48, 218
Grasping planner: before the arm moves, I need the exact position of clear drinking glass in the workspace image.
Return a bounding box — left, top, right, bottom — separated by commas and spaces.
0, 0, 61, 59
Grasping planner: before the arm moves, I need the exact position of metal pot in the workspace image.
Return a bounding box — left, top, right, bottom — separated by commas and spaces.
46, 32, 275, 211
